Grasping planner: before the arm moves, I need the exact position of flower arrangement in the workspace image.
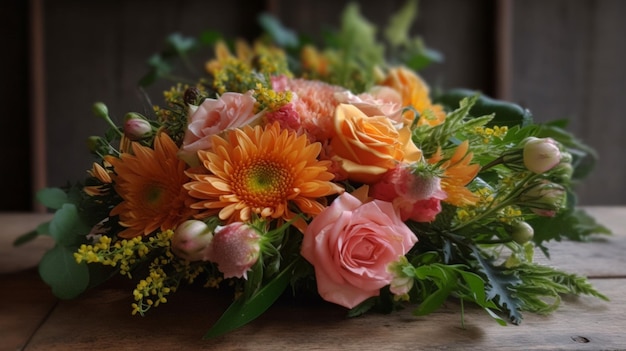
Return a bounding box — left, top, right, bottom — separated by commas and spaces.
19, 1, 610, 339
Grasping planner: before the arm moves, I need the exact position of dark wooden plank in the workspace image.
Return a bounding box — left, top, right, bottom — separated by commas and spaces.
536, 207, 626, 278
272, 0, 496, 93
510, 0, 626, 205
22, 276, 625, 350
0, 0, 32, 211
0, 269, 58, 351
43, 0, 264, 190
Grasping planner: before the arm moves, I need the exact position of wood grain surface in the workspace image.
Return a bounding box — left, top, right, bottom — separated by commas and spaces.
1, 207, 625, 350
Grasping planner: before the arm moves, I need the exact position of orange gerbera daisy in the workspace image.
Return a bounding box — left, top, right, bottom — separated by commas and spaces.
428, 140, 480, 206
105, 133, 197, 239
379, 66, 446, 128
185, 122, 343, 230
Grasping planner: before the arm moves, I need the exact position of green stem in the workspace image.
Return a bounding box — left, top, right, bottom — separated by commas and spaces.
102, 116, 123, 137
451, 172, 540, 232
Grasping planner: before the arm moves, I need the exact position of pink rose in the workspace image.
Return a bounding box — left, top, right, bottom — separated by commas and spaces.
300, 192, 418, 309
178, 91, 263, 166
334, 86, 404, 125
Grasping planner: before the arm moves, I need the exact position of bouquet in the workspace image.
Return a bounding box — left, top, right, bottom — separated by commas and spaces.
18, 1, 609, 339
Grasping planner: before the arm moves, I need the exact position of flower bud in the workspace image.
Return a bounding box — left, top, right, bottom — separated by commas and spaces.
386, 256, 414, 301
204, 222, 261, 279
549, 162, 574, 183
124, 113, 152, 140
522, 137, 561, 174
92, 102, 109, 119
86, 136, 113, 156
518, 181, 566, 217
509, 221, 534, 244
171, 220, 214, 261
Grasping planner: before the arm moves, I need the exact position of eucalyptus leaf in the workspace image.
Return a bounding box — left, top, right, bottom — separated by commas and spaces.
258, 13, 299, 49
49, 203, 92, 246
36, 187, 68, 210
14, 220, 53, 246
12, 230, 39, 247
166, 33, 197, 55
39, 245, 89, 299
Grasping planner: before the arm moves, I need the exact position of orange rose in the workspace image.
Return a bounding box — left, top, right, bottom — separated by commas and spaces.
380, 66, 446, 127
330, 104, 421, 183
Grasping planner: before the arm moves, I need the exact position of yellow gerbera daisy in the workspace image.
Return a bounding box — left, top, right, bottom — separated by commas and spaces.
185, 122, 343, 230
106, 133, 197, 239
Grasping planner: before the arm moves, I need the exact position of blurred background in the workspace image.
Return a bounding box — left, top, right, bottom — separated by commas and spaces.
2, 0, 624, 211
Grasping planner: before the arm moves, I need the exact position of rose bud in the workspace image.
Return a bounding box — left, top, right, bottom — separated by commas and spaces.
123, 113, 153, 141
518, 180, 567, 217
523, 137, 561, 174
171, 220, 214, 262
204, 222, 261, 279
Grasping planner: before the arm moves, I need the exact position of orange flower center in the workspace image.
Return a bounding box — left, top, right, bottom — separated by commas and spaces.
233, 157, 293, 208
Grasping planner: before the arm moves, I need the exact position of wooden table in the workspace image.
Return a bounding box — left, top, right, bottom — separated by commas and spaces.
2, 208, 626, 350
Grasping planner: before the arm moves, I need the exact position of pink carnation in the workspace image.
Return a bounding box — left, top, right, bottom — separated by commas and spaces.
264, 103, 301, 131
370, 164, 446, 222
272, 77, 344, 143
204, 222, 261, 279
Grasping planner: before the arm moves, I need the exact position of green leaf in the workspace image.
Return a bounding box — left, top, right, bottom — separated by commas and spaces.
203, 259, 297, 339
38, 245, 89, 299
471, 246, 524, 324
49, 204, 91, 246
384, 0, 417, 48
14, 220, 53, 246
199, 30, 222, 46
13, 230, 39, 247
404, 47, 443, 71
258, 13, 299, 49
166, 33, 196, 55
434, 88, 533, 127
347, 296, 378, 318
528, 207, 611, 256
36, 187, 68, 210
413, 286, 452, 316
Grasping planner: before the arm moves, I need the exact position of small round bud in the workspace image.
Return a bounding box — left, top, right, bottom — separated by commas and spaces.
523, 137, 561, 174
123, 113, 152, 140
510, 221, 534, 244
171, 220, 214, 261
92, 102, 109, 119
518, 181, 567, 217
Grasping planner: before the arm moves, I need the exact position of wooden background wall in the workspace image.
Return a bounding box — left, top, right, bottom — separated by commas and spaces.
2, 0, 624, 211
